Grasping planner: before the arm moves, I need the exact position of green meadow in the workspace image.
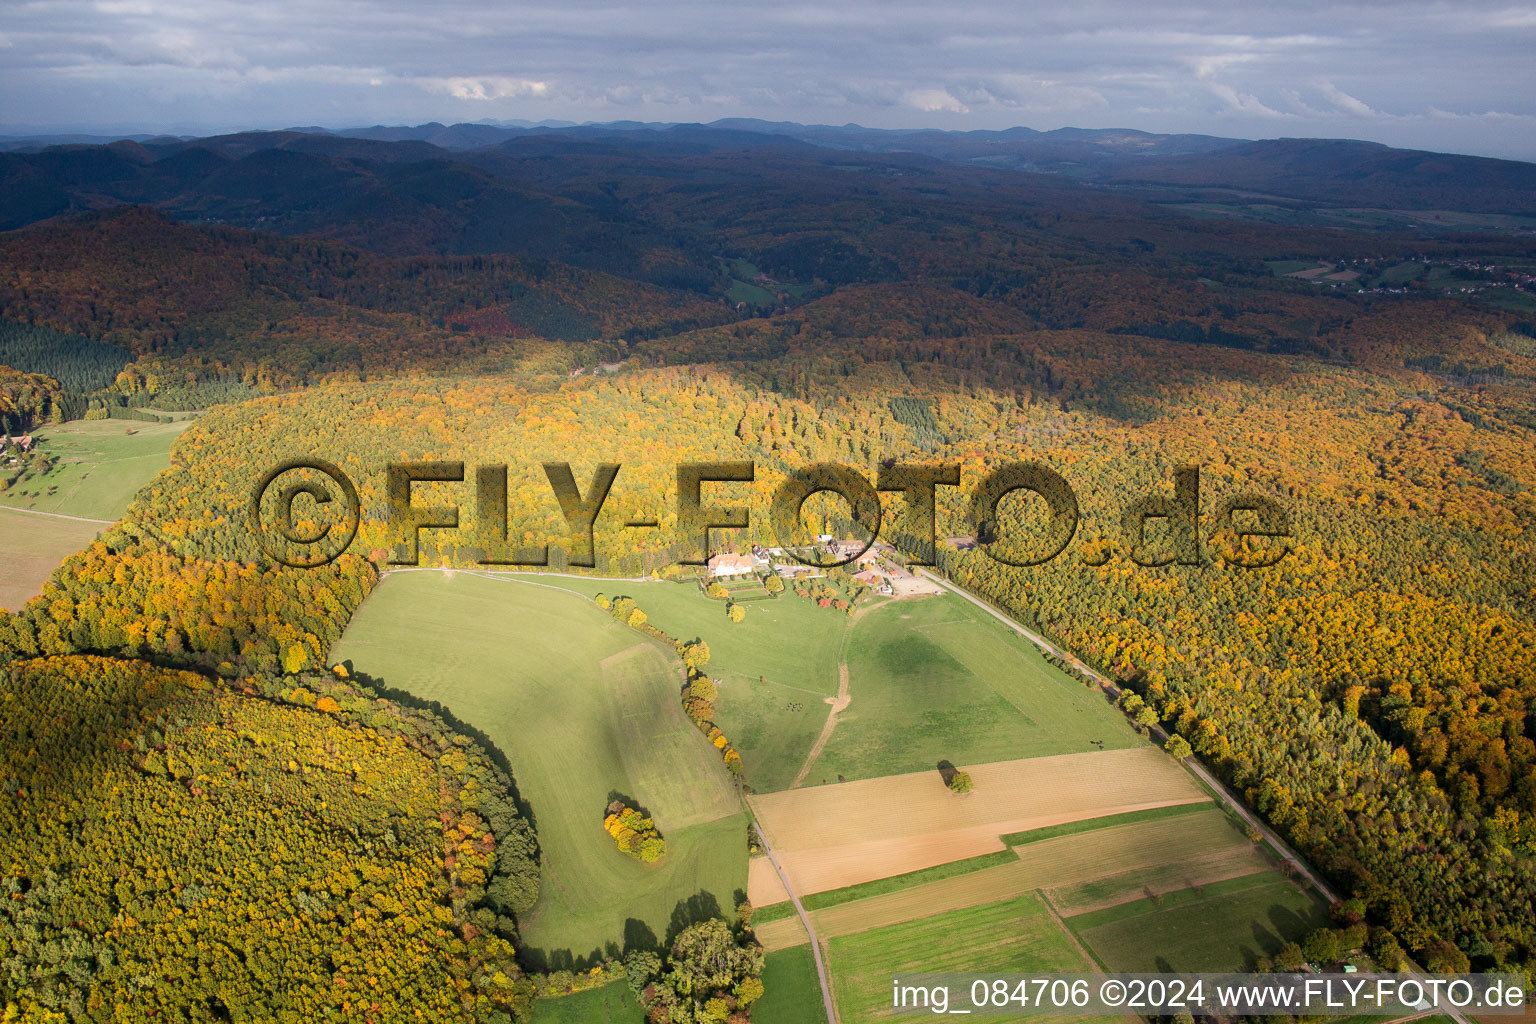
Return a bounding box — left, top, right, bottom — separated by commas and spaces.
1066, 871, 1330, 972
0, 418, 187, 520
826, 893, 1099, 1024
751, 946, 829, 1024
330, 571, 747, 964
510, 578, 1139, 790
806, 595, 1138, 784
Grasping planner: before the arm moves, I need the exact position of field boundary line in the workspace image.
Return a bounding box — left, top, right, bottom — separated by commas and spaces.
753, 823, 841, 1024
1037, 888, 1109, 972
0, 504, 114, 525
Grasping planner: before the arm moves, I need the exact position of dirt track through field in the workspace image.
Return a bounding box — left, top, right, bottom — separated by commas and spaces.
788, 661, 850, 789
749, 747, 1208, 902
787, 598, 891, 789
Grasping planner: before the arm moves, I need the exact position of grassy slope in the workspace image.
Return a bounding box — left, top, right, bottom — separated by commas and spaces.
521, 576, 847, 792
535, 577, 845, 696
826, 892, 1100, 1024
752, 946, 830, 1024
1066, 872, 1330, 971
329, 571, 746, 963
807, 595, 1138, 784
0, 507, 102, 611
502, 582, 1139, 791
0, 419, 186, 519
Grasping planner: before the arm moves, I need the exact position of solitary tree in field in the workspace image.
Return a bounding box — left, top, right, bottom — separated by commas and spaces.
948, 770, 973, 794
728, 604, 746, 623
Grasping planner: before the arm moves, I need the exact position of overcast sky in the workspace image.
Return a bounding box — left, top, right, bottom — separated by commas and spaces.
2, 0, 1534, 160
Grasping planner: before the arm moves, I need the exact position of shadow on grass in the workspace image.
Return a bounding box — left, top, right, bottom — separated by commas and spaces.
521, 890, 731, 973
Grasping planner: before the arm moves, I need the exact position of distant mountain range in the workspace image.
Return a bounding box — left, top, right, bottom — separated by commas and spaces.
1, 119, 1533, 257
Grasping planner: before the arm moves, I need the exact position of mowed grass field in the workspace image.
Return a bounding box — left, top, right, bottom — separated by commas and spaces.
518, 576, 847, 792
0, 419, 187, 519
826, 893, 1105, 1024
1066, 871, 1330, 971
535, 576, 845, 696
329, 571, 747, 963
0, 507, 103, 611
752, 946, 829, 1024
806, 595, 1139, 785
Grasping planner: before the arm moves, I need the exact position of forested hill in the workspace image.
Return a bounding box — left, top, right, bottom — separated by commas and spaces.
0, 207, 730, 383
3, 122, 1535, 245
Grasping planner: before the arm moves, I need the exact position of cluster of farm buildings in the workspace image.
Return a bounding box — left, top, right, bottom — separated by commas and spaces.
1, 434, 34, 466
707, 538, 927, 596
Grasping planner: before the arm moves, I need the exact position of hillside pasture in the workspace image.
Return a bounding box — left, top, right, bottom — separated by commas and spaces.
0, 418, 186, 520
524, 575, 845, 698
521, 574, 847, 791
524, 582, 1139, 795
715, 677, 832, 794
0, 419, 185, 608
801, 595, 1140, 785
329, 571, 746, 964
529, 982, 645, 1024
748, 747, 1207, 901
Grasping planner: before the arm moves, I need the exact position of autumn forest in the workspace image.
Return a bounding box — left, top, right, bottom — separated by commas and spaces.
0, 124, 1534, 1021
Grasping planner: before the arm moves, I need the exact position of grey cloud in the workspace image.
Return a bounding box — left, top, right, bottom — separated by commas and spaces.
0, 0, 1532, 159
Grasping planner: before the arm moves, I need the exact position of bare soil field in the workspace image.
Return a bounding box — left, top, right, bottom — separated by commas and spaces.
757, 808, 1254, 949
811, 810, 1250, 941
890, 574, 943, 597
747, 747, 1207, 901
